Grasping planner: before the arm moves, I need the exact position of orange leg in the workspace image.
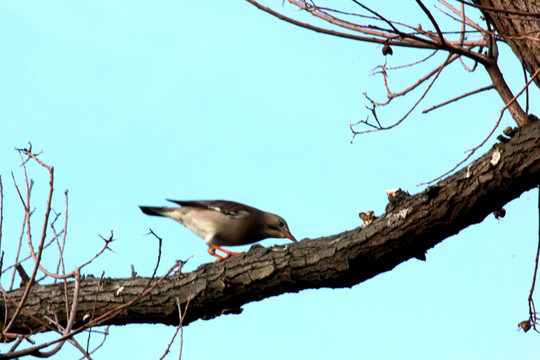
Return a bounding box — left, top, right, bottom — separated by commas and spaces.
208, 245, 244, 262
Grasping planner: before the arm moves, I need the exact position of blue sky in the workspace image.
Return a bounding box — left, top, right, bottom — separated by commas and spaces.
0, 1, 538, 359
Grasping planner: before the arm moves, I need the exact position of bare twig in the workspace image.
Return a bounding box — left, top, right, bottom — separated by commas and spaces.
82, 326, 109, 360
246, 0, 408, 46
457, 55, 479, 72
13, 265, 29, 286
147, 229, 163, 280
382, 50, 439, 70
523, 66, 530, 114
351, 0, 402, 36
459, 1, 466, 46
527, 186, 540, 332
3, 149, 55, 335
28, 268, 81, 358
6, 337, 26, 355
16, 153, 77, 280
177, 291, 190, 360
2, 237, 55, 277
351, 53, 455, 139
416, 0, 446, 46
418, 65, 540, 185
8, 170, 33, 291
422, 85, 495, 113
68, 335, 94, 360
370, 53, 460, 107
67, 271, 106, 358
159, 288, 192, 360
248, 0, 488, 62
71, 326, 110, 360
53, 190, 69, 280
79, 232, 117, 269
8, 207, 26, 292
439, 0, 487, 34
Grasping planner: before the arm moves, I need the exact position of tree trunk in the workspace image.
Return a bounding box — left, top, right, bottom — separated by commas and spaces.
473, 0, 540, 87
2, 120, 539, 336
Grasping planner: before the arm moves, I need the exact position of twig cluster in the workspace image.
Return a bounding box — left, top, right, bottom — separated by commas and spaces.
0, 147, 189, 359
248, 0, 537, 180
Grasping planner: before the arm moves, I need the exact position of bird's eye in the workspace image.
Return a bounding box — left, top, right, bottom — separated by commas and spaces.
279, 220, 285, 228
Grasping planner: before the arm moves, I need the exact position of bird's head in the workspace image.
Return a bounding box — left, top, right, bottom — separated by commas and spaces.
263, 213, 296, 242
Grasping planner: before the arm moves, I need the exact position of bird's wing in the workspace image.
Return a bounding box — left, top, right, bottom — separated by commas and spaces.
166, 200, 251, 219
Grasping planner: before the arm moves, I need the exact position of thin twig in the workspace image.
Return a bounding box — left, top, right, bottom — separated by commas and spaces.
459, 1, 466, 46
293, 0, 441, 48
90, 272, 105, 323
418, 65, 540, 185
2, 237, 55, 277
8, 170, 33, 291
528, 186, 540, 331
246, 0, 404, 45
351, 0, 402, 36
77, 327, 109, 360
3, 149, 55, 334
79, 232, 117, 270
523, 66, 530, 114
422, 85, 495, 113
84, 326, 109, 360
439, 0, 487, 34
246, 0, 488, 65
382, 50, 439, 71
20, 151, 81, 281
416, 0, 446, 46
371, 53, 460, 106
54, 190, 69, 280
29, 268, 81, 358
159, 287, 192, 360
81, 271, 106, 358
6, 337, 25, 355
8, 200, 26, 292
178, 290, 191, 360
67, 335, 94, 360
351, 53, 455, 139
147, 229, 163, 280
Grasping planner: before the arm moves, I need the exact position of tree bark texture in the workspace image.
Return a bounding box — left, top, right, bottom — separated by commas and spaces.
2, 120, 539, 336
473, 0, 540, 87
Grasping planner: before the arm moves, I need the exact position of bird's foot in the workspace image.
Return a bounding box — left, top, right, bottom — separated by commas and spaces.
208, 245, 244, 262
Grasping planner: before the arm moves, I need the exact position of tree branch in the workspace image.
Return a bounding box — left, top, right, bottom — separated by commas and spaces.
2, 121, 539, 336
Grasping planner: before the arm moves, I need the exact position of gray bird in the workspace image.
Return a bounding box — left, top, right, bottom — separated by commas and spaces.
139, 200, 296, 261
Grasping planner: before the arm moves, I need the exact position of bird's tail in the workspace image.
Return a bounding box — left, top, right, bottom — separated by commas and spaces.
139, 206, 175, 217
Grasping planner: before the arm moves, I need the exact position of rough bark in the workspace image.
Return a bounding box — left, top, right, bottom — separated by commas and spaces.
2, 120, 539, 336
473, 0, 540, 87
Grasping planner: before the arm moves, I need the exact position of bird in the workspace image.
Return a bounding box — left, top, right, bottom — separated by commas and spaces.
139, 200, 296, 261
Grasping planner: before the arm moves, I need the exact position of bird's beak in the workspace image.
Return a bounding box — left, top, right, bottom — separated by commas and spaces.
287, 233, 297, 242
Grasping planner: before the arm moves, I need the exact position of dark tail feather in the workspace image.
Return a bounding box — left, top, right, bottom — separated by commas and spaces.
139, 206, 168, 217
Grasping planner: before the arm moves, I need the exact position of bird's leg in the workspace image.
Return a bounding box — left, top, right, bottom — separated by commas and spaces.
208, 245, 244, 262
207, 246, 226, 261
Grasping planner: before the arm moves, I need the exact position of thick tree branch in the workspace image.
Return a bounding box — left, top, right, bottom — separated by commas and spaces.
2, 121, 540, 336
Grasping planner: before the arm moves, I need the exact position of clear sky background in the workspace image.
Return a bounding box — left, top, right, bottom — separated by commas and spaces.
0, 1, 538, 359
